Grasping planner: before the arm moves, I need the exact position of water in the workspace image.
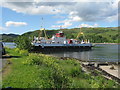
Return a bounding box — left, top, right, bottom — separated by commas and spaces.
3, 42, 16, 48
44, 44, 119, 62
3, 42, 119, 62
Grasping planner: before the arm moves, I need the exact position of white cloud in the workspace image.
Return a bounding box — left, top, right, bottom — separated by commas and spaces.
1, 0, 118, 2
63, 22, 72, 28
51, 25, 60, 28
0, 26, 7, 31
68, 11, 82, 22
71, 16, 82, 21
78, 23, 99, 28
56, 12, 82, 28
5, 21, 28, 27
52, 21, 72, 28
2, 1, 118, 20
2, 2, 63, 15
1, 0, 119, 28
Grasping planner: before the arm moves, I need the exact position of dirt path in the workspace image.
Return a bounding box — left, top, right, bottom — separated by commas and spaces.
0, 55, 12, 79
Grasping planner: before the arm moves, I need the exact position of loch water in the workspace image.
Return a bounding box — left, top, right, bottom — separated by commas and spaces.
3, 42, 119, 62
43, 44, 119, 62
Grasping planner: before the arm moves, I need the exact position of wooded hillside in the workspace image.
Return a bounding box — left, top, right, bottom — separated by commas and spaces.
21, 27, 119, 43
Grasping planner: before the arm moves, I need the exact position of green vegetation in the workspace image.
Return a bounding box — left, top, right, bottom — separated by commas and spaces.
20, 27, 119, 43
1, 27, 119, 43
1, 34, 19, 42
2, 48, 119, 88
14, 36, 32, 51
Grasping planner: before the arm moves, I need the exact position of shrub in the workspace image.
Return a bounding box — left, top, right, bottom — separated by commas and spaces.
15, 36, 32, 51
19, 50, 28, 56
70, 66, 81, 77
23, 53, 71, 88
14, 48, 20, 53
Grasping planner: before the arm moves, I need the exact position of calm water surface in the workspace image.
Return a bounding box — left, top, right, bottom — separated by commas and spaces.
3, 42, 119, 62
44, 44, 119, 62
3, 42, 16, 48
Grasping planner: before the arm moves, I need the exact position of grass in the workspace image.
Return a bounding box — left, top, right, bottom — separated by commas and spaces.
2, 48, 120, 88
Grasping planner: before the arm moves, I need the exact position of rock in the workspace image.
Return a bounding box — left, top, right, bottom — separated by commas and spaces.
110, 65, 115, 70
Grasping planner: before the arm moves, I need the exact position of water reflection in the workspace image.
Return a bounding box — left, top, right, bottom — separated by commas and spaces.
45, 44, 119, 62
3, 42, 119, 62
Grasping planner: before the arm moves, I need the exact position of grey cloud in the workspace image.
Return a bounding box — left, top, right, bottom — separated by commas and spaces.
71, 2, 118, 22
4, 2, 33, 8
35, 2, 76, 6
2, 1, 118, 22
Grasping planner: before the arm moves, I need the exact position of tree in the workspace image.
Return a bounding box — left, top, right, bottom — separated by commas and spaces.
15, 36, 32, 51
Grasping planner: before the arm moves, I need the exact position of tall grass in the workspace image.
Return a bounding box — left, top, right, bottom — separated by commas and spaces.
2, 48, 119, 88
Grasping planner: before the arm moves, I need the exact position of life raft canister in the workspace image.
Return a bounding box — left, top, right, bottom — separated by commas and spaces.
68, 39, 73, 44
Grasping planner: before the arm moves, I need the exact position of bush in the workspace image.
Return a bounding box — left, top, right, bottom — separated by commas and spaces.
15, 36, 32, 51
14, 48, 20, 53
22, 54, 71, 88
19, 50, 28, 56
70, 66, 81, 77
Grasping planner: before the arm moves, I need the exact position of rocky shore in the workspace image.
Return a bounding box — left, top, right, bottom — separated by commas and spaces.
60, 57, 120, 84
93, 43, 119, 45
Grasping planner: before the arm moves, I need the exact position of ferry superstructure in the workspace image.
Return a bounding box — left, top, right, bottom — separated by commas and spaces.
31, 28, 93, 50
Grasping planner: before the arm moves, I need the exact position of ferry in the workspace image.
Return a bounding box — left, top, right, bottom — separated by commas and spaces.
31, 28, 93, 50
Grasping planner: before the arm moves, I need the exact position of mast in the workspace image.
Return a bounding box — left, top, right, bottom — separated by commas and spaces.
38, 18, 43, 39
38, 17, 48, 39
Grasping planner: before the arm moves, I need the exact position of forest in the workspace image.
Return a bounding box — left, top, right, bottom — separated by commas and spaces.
1, 34, 19, 42
2, 27, 119, 43
21, 27, 119, 43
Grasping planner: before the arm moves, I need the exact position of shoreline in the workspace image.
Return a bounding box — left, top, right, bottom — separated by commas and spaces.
3, 42, 119, 44
2, 48, 120, 88
93, 43, 119, 45
59, 57, 120, 83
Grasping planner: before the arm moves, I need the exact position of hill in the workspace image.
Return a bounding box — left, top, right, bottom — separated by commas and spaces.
21, 27, 119, 43
1, 34, 19, 42
1, 27, 119, 43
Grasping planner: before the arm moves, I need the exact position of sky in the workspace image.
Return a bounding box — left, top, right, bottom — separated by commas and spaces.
0, 0, 119, 35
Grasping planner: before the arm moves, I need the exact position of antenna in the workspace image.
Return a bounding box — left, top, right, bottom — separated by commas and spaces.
38, 17, 44, 39
39, 17, 48, 39
41, 17, 43, 28
38, 18, 42, 39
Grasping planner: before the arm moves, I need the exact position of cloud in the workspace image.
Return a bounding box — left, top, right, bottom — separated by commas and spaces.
52, 22, 72, 28
56, 12, 82, 28
2, 0, 119, 28
2, 1, 118, 20
51, 25, 61, 28
63, 22, 72, 28
105, 14, 118, 22
77, 23, 99, 28
5, 21, 28, 27
0, 26, 7, 31
2, 2, 64, 15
